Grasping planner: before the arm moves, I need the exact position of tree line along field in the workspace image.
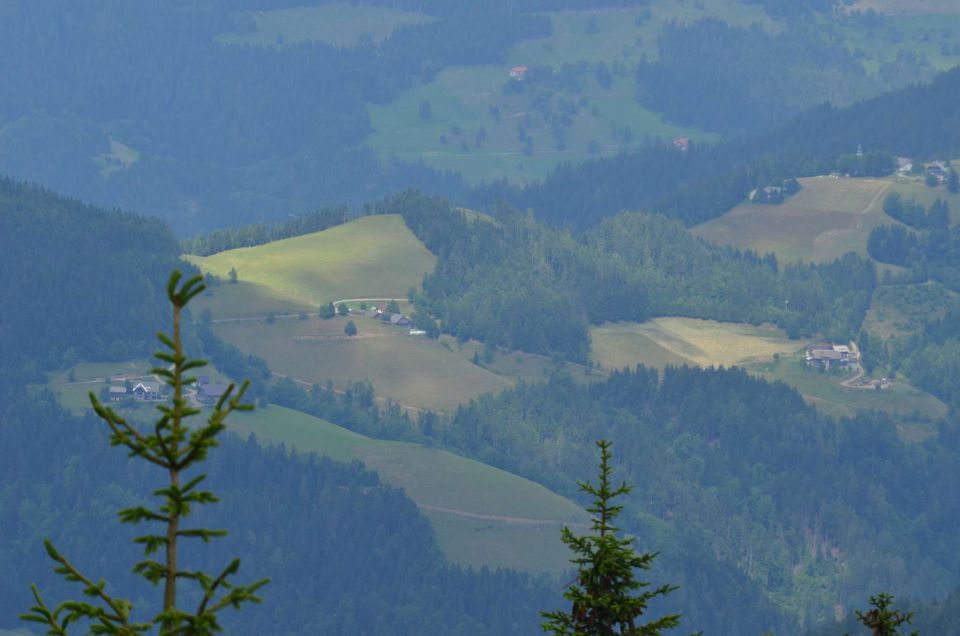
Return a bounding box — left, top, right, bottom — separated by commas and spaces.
692, 173, 960, 264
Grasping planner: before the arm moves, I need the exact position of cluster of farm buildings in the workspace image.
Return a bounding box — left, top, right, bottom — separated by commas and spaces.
805, 344, 856, 370
362, 305, 426, 335
106, 377, 230, 405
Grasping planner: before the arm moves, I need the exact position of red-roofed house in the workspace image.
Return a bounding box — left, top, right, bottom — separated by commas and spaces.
509, 65, 529, 79
673, 137, 690, 152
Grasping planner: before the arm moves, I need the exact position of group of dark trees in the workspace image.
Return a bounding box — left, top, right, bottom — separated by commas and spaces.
868, 195, 960, 290
635, 19, 887, 134
384, 190, 873, 360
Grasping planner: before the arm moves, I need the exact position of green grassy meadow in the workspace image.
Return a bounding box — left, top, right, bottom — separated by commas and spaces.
229, 405, 587, 574
218, 3, 432, 47
185, 215, 435, 318
751, 356, 947, 423
590, 318, 807, 371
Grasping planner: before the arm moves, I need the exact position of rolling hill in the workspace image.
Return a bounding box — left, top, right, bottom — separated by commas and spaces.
185, 215, 436, 318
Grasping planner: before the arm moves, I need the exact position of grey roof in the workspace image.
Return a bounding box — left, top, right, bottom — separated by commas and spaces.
200, 383, 229, 398
109, 386, 128, 394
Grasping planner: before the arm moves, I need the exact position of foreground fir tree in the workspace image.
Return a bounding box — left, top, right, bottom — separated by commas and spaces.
847, 593, 918, 636
542, 439, 682, 636
21, 271, 269, 635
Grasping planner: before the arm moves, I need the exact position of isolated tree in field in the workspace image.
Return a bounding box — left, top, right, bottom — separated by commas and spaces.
541, 439, 681, 635
845, 593, 918, 636
345, 320, 357, 337
319, 302, 336, 319
21, 271, 268, 635
386, 300, 400, 314
337, 303, 349, 316
228, 267, 238, 284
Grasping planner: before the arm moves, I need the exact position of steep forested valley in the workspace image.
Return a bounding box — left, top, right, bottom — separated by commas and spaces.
5, 1, 960, 634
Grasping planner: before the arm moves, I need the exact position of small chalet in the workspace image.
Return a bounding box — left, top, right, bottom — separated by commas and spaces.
131, 381, 161, 401
108, 385, 128, 402
673, 137, 690, 152
806, 344, 854, 370
926, 161, 948, 182
509, 65, 528, 80
390, 313, 412, 327
198, 383, 229, 405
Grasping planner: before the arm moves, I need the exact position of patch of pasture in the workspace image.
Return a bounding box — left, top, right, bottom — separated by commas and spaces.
212, 316, 513, 412
218, 4, 433, 47
848, 0, 960, 15
692, 176, 892, 263
751, 356, 948, 422
230, 405, 587, 574
184, 215, 435, 318
590, 318, 805, 371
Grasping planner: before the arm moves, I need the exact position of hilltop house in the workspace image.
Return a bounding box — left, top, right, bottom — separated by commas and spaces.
806, 344, 855, 370
673, 137, 690, 152
390, 313, 412, 327
926, 161, 948, 182
131, 381, 162, 401
108, 385, 128, 402
509, 65, 528, 79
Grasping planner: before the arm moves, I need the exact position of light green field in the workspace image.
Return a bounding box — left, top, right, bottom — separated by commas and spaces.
184, 215, 435, 319
218, 3, 432, 47
693, 176, 894, 263
751, 356, 948, 422
230, 405, 587, 574
590, 318, 806, 371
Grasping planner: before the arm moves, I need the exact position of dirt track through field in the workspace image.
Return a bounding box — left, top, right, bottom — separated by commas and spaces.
417, 503, 588, 528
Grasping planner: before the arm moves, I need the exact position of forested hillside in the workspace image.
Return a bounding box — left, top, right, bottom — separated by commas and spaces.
425, 366, 960, 629
0, 178, 182, 380
387, 191, 874, 359
0, 392, 555, 635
